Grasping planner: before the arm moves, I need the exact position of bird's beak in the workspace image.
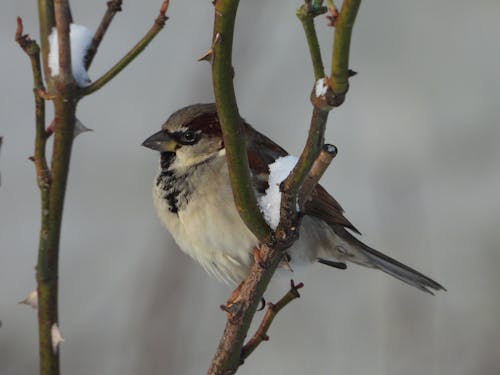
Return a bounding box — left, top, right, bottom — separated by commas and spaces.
142, 130, 178, 152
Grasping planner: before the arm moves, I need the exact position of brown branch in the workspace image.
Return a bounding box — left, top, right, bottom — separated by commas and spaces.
84, 0, 123, 69
37, 0, 55, 91
208, 244, 285, 375
208, 1, 363, 374
80, 0, 170, 96
54, 0, 74, 84
298, 143, 337, 209
19, 2, 171, 375
240, 280, 304, 361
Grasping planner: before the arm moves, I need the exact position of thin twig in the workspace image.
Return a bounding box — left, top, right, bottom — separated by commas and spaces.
298, 143, 337, 209
84, 0, 123, 69
80, 0, 170, 96
240, 280, 304, 361
296, 1, 327, 80
15, 18, 51, 188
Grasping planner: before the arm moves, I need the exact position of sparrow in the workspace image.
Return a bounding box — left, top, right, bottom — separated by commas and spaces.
142, 103, 444, 294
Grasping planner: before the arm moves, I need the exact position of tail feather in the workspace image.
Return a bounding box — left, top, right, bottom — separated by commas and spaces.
331, 226, 446, 294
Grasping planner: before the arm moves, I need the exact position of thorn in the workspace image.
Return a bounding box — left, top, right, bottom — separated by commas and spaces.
348, 69, 358, 77
197, 33, 221, 63
28, 156, 35, 162
257, 297, 266, 311
261, 333, 269, 341
19, 290, 38, 309
197, 48, 213, 63
213, 33, 221, 45
74, 118, 93, 138
51, 323, 65, 353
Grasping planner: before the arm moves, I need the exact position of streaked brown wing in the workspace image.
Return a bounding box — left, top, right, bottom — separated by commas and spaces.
303, 185, 360, 234
244, 123, 359, 234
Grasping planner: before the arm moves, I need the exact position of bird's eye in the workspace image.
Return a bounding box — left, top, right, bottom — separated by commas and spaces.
180, 130, 198, 144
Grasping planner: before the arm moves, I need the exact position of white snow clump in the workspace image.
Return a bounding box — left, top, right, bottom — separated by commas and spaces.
258, 155, 298, 230
48, 24, 93, 87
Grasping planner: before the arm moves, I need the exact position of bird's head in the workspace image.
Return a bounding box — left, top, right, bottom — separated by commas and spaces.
142, 103, 226, 171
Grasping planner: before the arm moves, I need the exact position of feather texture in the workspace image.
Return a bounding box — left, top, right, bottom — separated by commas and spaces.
145, 103, 444, 293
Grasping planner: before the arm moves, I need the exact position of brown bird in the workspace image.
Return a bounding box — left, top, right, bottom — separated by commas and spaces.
142, 103, 444, 294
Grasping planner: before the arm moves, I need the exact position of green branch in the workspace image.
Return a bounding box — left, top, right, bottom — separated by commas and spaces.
209, 1, 362, 373
80, 0, 170, 96
211, 0, 271, 241
37, 0, 55, 91
296, 2, 327, 80
18, 2, 172, 374
330, 0, 361, 95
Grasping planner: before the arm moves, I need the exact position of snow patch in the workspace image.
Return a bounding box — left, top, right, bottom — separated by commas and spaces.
315, 77, 328, 97
48, 24, 93, 87
51, 323, 65, 353
258, 155, 298, 230
19, 290, 38, 309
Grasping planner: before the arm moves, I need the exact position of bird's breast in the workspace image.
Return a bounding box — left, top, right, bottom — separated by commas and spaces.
152, 160, 259, 284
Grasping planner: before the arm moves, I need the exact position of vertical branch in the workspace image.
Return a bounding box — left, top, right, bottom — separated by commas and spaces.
36, 1, 77, 373
296, 2, 327, 80
37, 0, 55, 90
17, 3, 171, 374
330, 0, 362, 95
208, 1, 363, 373
211, 0, 271, 241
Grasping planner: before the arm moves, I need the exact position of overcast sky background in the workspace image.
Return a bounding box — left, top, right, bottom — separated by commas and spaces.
1, 1, 499, 374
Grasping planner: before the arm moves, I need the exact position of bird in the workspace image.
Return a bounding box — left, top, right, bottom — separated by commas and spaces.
142, 103, 444, 294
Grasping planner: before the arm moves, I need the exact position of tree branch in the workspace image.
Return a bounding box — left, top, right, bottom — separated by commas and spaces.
18, 2, 172, 374
296, 1, 327, 80
298, 143, 337, 209
240, 280, 304, 361
208, 1, 363, 373
84, 0, 123, 69
79, 0, 170, 96
330, 0, 362, 97
16, 15, 54, 375
37, 0, 55, 91
211, 0, 272, 241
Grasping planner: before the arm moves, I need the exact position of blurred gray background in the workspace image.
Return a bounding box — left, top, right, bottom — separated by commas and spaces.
1, 1, 499, 374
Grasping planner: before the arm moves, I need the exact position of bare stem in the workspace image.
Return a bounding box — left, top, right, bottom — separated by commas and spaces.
208, 245, 285, 375
37, 0, 55, 91
209, 1, 363, 373
19, 2, 171, 374
84, 0, 123, 69
330, 0, 362, 96
298, 144, 337, 209
296, 1, 327, 80
211, 0, 272, 241
80, 0, 170, 96
240, 280, 304, 361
